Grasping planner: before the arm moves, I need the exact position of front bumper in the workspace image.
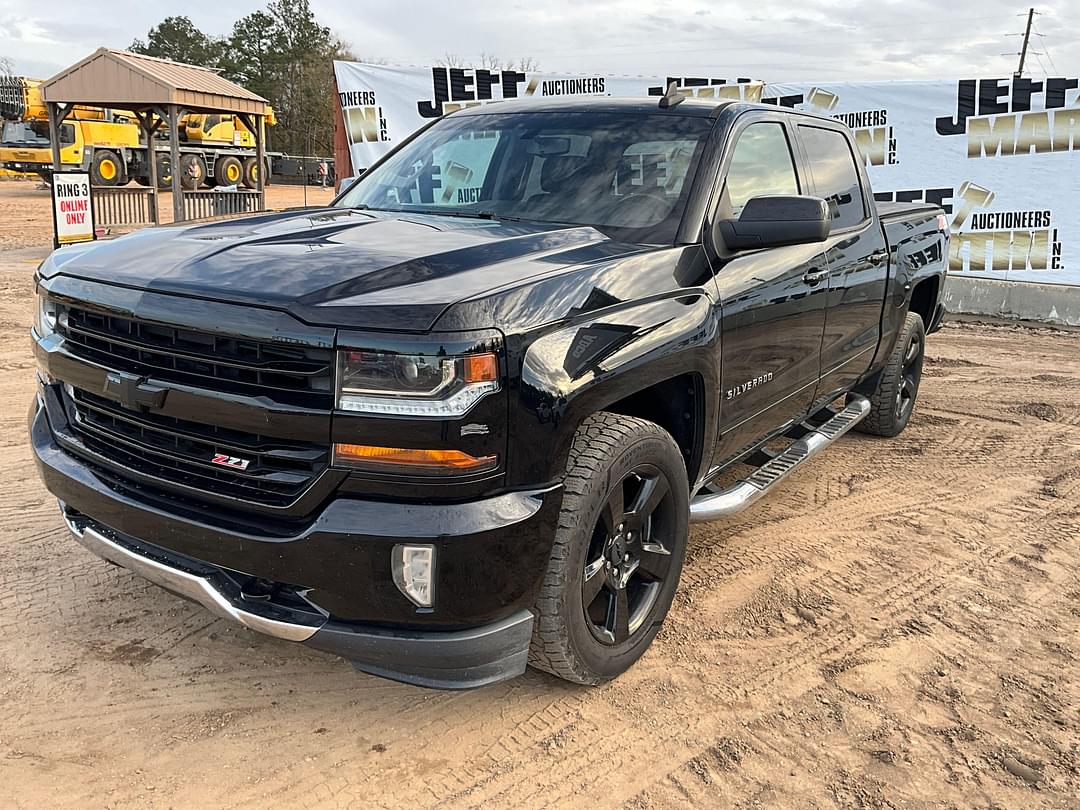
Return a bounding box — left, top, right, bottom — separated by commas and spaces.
31, 397, 560, 689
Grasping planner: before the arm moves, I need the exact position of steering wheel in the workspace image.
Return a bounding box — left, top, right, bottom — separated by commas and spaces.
611, 189, 671, 226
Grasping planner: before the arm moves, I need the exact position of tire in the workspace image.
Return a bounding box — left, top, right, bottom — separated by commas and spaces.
242, 157, 260, 189
90, 149, 122, 186
214, 155, 243, 187
155, 154, 173, 189
529, 412, 689, 684
180, 154, 207, 189
857, 312, 926, 437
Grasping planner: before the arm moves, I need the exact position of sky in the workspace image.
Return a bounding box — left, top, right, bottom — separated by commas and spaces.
2, 0, 1078, 83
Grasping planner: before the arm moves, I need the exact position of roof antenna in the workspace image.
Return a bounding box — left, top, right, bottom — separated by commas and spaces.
658, 80, 685, 109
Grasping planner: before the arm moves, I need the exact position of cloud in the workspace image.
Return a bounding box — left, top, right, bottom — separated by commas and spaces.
1, 0, 1076, 82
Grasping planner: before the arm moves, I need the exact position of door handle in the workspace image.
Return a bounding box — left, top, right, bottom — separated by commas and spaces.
803, 268, 829, 286
869, 249, 889, 263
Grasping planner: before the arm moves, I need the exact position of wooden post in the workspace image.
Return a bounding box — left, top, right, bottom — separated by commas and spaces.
47, 102, 62, 178
46, 101, 72, 181
255, 113, 266, 211
168, 104, 183, 223
139, 111, 160, 225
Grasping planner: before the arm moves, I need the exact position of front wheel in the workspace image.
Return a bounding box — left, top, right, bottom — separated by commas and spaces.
529, 412, 689, 684
90, 150, 122, 186
857, 311, 926, 437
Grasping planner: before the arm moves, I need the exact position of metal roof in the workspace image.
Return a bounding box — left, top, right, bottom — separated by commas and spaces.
41, 48, 269, 115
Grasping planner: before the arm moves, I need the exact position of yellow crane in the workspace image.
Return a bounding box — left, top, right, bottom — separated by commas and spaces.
0, 76, 273, 189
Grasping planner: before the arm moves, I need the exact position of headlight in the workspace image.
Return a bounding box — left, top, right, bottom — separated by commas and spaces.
337, 349, 500, 417
34, 291, 57, 338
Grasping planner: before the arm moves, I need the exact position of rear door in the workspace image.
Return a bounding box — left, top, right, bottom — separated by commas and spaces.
795, 123, 889, 401
708, 113, 829, 467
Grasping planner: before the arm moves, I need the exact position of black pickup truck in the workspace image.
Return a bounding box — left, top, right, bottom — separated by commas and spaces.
30, 93, 947, 689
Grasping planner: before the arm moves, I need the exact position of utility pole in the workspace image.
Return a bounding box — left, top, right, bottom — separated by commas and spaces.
1015, 7, 1035, 78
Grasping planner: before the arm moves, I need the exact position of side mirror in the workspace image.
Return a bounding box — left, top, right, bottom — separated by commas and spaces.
715, 195, 830, 251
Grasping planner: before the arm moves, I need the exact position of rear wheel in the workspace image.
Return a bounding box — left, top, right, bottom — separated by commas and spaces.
214, 155, 243, 187
529, 412, 689, 684
90, 149, 122, 186
242, 156, 260, 189
857, 311, 926, 437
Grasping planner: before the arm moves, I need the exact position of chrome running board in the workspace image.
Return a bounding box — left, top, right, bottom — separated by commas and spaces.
689, 395, 871, 524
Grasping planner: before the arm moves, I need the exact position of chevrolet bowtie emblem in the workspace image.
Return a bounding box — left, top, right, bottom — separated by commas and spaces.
103, 371, 168, 411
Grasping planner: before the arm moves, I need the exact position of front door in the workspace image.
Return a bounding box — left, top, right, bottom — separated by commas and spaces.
708, 115, 829, 468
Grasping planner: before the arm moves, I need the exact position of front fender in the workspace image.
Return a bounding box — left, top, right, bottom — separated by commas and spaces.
509, 292, 719, 486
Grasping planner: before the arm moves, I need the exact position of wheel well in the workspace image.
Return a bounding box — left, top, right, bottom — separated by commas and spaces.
909, 276, 939, 327
605, 373, 704, 482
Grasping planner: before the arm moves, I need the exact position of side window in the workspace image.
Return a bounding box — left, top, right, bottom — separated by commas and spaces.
723, 122, 799, 214
798, 126, 867, 229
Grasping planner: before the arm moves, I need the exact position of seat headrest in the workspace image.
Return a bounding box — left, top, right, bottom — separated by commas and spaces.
541, 155, 587, 192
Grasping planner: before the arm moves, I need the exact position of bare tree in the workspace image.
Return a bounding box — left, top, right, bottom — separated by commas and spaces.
482, 53, 541, 71
0, 57, 13, 76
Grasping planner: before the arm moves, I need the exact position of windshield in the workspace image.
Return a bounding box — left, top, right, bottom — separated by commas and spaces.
336, 111, 714, 244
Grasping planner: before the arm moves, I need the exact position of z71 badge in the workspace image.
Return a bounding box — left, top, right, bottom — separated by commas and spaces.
211, 453, 251, 471
726, 372, 774, 400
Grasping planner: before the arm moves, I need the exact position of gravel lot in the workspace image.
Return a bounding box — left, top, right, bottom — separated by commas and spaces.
1, 181, 1077, 808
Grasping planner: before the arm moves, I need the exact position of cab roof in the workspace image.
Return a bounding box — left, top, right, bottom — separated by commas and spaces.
454, 95, 739, 118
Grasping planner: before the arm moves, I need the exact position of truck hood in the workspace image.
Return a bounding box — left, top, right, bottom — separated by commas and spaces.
42, 207, 644, 332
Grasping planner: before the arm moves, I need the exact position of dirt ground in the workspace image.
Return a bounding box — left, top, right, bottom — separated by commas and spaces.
0, 181, 1077, 808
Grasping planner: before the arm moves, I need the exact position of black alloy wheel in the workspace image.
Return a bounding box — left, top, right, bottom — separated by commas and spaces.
529, 412, 689, 685
582, 465, 675, 645
896, 327, 923, 423
857, 311, 926, 437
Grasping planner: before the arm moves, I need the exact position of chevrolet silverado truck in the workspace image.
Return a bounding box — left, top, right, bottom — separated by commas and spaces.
30, 91, 947, 689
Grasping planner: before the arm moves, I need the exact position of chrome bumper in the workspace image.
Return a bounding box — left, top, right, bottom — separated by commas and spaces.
66, 513, 324, 642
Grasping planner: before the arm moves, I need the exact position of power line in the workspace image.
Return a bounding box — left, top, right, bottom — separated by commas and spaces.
1032, 51, 1049, 78
1032, 32, 1060, 74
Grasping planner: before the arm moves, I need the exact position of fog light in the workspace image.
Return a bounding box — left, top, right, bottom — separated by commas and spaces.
392, 544, 435, 608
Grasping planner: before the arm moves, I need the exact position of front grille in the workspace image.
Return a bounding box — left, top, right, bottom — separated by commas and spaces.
57, 304, 333, 407
63, 387, 328, 507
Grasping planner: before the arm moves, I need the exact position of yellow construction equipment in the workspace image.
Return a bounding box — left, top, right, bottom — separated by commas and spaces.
0, 75, 273, 189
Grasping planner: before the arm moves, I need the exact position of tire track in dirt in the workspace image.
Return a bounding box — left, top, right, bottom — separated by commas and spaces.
1, 210, 1078, 810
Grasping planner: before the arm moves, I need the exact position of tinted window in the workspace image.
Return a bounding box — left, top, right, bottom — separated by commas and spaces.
337, 112, 714, 244
799, 126, 866, 229
724, 122, 799, 214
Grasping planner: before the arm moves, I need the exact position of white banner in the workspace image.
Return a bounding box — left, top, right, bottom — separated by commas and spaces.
334, 64, 1080, 286
764, 79, 1080, 285
334, 62, 762, 167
